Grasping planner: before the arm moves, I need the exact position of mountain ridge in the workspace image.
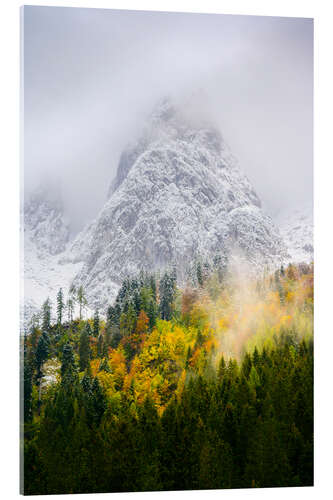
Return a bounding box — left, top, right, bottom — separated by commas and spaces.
63, 99, 287, 309
23, 99, 312, 319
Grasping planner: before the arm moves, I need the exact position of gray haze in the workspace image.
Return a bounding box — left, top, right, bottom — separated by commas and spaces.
23, 6, 313, 235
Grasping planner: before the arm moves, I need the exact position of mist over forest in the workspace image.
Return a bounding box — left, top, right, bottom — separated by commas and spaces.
22, 8, 313, 495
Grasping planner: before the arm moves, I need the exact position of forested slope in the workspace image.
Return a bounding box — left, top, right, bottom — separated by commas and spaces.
23, 262, 313, 494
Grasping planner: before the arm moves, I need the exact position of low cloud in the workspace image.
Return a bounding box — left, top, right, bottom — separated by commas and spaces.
23, 7, 313, 234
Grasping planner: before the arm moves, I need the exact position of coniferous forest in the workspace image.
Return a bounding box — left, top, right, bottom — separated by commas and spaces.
22, 262, 313, 495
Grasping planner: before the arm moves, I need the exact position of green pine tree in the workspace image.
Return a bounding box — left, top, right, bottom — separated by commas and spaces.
93, 309, 100, 338
79, 324, 91, 372
41, 298, 51, 333
56, 288, 64, 325
97, 334, 103, 358
61, 343, 77, 386
77, 286, 87, 320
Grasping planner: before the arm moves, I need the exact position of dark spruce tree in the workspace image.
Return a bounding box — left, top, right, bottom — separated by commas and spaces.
35, 330, 49, 379
196, 261, 204, 287
93, 309, 100, 338
61, 342, 77, 386
41, 298, 52, 333
35, 330, 50, 409
97, 334, 103, 358
77, 285, 87, 320
79, 324, 91, 372
23, 335, 33, 423
159, 271, 176, 321
56, 288, 64, 326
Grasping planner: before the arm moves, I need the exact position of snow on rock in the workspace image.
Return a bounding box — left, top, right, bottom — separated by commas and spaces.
24, 185, 70, 255
23, 186, 84, 329
66, 98, 288, 309
24, 98, 311, 319
274, 203, 313, 264
23, 236, 83, 323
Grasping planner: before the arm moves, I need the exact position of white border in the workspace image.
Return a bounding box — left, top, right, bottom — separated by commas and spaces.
1, 1, 332, 499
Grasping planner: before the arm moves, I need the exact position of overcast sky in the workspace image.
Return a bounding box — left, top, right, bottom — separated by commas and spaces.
23, 6, 313, 234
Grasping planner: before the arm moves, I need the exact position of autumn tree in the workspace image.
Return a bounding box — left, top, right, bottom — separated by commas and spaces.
23, 266, 314, 495
181, 287, 197, 326
208, 273, 221, 302
136, 310, 149, 336
123, 309, 149, 361
287, 263, 297, 280
119, 303, 137, 337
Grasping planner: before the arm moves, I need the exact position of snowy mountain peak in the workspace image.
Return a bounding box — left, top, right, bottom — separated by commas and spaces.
24, 184, 70, 256
23, 183, 84, 328
66, 99, 286, 309
24, 99, 312, 319
150, 96, 176, 123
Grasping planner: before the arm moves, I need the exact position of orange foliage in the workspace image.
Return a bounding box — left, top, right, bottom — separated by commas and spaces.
90, 358, 100, 377
136, 310, 149, 335
181, 288, 198, 324
85, 263, 313, 413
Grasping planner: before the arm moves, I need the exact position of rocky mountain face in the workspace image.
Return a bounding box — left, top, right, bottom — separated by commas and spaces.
64, 99, 288, 309
23, 99, 312, 318
23, 186, 82, 326
24, 185, 70, 256
274, 203, 313, 264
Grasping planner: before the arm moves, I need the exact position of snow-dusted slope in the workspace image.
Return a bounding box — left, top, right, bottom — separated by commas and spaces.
274, 204, 313, 264
23, 237, 82, 324
25, 99, 312, 319
65, 99, 287, 309
24, 186, 70, 255
23, 186, 83, 326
